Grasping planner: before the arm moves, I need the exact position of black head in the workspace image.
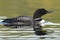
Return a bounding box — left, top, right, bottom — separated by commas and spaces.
37, 8, 48, 13
33, 8, 52, 19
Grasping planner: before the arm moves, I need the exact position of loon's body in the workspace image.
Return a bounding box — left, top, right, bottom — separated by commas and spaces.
2, 8, 51, 35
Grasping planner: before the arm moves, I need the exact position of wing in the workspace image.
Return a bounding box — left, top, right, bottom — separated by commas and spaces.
39, 20, 60, 26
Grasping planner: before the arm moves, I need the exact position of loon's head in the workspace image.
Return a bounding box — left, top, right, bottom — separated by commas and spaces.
33, 8, 52, 19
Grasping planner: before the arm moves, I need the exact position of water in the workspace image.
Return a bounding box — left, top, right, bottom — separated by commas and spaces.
0, 28, 60, 40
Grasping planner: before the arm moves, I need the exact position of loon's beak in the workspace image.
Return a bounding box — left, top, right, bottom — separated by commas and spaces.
47, 10, 53, 13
